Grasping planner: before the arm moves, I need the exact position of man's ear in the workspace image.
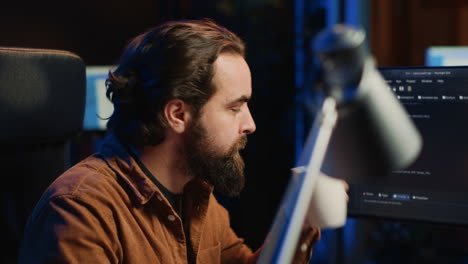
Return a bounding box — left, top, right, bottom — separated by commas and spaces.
164, 99, 192, 134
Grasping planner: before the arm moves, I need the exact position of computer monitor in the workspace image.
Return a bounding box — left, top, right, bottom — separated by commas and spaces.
347, 66, 468, 226
83, 65, 114, 130
426, 46, 468, 66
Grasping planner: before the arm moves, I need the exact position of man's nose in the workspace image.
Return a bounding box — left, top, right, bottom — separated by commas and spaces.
241, 107, 256, 135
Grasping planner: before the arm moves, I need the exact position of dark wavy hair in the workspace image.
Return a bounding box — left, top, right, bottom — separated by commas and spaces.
105, 19, 245, 145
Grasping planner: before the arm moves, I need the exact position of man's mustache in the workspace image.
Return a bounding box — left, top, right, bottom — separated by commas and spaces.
236, 136, 248, 151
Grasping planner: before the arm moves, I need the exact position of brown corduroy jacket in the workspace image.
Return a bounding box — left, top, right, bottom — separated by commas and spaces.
18, 134, 320, 263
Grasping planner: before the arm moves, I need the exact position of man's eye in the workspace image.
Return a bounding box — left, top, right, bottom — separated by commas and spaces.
231, 108, 241, 113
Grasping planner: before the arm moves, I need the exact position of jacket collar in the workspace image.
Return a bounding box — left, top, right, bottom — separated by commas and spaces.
98, 132, 213, 207
99, 132, 157, 205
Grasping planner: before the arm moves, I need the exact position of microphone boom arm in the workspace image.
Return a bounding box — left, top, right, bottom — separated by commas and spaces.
257, 96, 338, 264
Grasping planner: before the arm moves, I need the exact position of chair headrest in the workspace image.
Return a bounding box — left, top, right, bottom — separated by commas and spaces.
0, 47, 86, 144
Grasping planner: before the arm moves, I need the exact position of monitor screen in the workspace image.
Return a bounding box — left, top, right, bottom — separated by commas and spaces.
83, 65, 114, 131
426, 46, 468, 66
347, 66, 468, 226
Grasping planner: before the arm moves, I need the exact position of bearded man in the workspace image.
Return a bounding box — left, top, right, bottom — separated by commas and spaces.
18, 19, 321, 264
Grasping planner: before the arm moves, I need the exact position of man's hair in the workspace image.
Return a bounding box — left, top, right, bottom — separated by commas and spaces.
106, 19, 245, 145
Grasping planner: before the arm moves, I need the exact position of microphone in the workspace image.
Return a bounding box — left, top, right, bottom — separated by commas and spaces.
314, 24, 422, 180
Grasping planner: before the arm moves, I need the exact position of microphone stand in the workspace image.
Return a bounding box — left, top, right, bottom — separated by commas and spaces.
257, 96, 338, 264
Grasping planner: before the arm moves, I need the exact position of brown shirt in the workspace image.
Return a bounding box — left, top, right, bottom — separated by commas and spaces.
18, 134, 320, 263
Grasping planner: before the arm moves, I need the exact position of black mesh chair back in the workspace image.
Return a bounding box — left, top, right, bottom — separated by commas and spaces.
0, 47, 86, 264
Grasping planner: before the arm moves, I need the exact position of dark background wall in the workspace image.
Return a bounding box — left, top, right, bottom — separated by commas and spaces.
370, 0, 468, 67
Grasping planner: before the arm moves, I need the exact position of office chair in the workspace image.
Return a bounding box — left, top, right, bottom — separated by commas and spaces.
0, 47, 86, 263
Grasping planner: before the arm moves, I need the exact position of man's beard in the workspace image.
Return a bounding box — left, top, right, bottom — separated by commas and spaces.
183, 119, 247, 197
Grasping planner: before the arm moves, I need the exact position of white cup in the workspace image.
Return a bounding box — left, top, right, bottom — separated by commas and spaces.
306, 173, 348, 229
